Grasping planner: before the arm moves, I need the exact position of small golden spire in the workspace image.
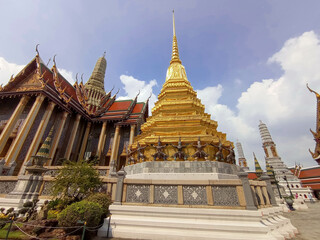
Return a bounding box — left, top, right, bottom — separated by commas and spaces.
172, 10, 176, 37
170, 10, 181, 65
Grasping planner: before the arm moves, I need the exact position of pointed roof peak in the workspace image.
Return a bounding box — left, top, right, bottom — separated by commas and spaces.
170, 10, 181, 65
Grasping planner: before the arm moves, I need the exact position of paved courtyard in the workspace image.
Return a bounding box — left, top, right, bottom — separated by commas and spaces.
283, 201, 320, 240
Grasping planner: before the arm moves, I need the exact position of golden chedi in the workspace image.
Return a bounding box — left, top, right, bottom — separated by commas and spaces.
129, 12, 234, 164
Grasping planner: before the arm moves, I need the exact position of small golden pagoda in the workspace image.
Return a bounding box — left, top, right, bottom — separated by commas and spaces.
129, 12, 233, 163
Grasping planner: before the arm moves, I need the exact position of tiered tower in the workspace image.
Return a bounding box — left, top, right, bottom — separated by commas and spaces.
236, 141, 249, 171
259, 120, 313, 200
130, 12, 233, 162
84, 54, 107, 112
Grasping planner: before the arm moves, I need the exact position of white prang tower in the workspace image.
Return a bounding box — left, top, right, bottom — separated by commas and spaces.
236, 141, 249, 171
258, 120, 314, 201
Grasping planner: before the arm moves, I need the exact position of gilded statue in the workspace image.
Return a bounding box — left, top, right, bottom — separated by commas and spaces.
226, 145, 236, 164
151, 137, 168, 161
136, 142, 146, 162
171, 137, 188, 160
126, 147, 136, 165
211, 140, 224, 162
192, 137, 208, 161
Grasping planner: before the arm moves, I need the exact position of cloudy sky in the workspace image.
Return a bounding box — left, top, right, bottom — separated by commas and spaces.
1, 0, 320, 170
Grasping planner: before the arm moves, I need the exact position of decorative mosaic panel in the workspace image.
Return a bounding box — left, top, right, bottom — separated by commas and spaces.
126, 184, 150, 203
41, 181, 54, 196
44, 169, 59, 177
183, 185, 207, 205
0, 181, 16, 194
98, 169, 108, 176
212, 186, 239, 206
154, 185, 178, 204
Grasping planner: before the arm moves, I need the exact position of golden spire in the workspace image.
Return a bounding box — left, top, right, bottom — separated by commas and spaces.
170, 10, 181, 65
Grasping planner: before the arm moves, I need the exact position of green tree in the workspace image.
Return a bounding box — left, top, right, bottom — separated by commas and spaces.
51, 160, 102, 203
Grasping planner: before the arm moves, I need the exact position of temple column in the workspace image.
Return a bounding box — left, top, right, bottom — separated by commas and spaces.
78, 122, 92, 161
97, 122, 107, 160
109, 125, 121, 171
48, 111, 69, 165
64, 114, 81, 160
20, 101, 56, 174
129, 124, 136, 146
0, 95, 30, 154
5, 95, 45, 165
125, 124, 136, 166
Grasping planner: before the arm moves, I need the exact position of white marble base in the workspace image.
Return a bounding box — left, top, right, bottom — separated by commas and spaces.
126, 172, 239, 180
98, 205, 298, 240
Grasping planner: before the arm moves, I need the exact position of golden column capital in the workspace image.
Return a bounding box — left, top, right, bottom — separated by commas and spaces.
20, 95, 31, 105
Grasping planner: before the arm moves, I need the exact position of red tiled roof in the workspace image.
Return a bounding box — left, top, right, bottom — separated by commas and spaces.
132, 103, 144, 114
108, 101, 132, 111
299, 167, 320, 179
301, 178, 320, 184
41, 64, 78, 102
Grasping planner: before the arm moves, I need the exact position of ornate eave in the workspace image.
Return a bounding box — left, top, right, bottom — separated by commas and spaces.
307, 84, 320, 164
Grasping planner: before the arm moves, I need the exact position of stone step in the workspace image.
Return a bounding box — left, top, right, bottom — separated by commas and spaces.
110, 216, 268, 233
107, 225, 282, 240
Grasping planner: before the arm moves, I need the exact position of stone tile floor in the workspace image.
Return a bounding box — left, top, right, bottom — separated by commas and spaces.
94, 201, 320, 240
283, 201, 320, 240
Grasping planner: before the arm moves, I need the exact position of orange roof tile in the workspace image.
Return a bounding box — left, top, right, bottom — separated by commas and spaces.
299, 167, 320, 179
132, 103, 144, 113
108, 101, 132, 111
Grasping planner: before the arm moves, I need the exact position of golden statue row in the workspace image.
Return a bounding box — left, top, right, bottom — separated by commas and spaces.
127, 137, 235, 164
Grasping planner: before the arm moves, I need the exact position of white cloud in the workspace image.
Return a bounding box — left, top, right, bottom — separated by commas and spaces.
200, 31, 320, 170
0, 57, 24, 86
58, 68, 75, 85
118, 75, 158, 112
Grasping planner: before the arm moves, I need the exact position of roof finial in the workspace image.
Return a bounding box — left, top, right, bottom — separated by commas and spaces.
53, 55, 57, 66
36, 44, 40, 56
170, 10, 181, 65
103, 51, 106, 58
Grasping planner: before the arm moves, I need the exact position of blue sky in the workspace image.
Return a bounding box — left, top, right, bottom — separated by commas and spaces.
1, 0, 320, 170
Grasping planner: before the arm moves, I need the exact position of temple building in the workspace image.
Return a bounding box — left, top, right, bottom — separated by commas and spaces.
258, 120, 314, 201
0, 48, 148, 176
288, 165, 320, 200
